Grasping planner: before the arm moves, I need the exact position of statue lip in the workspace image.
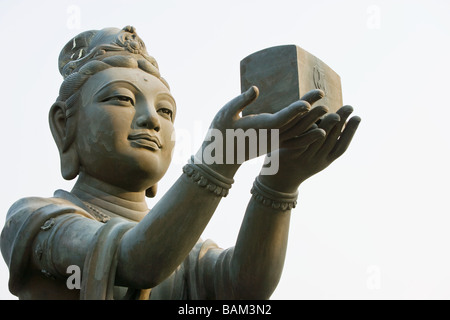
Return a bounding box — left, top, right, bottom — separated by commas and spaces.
128, 133, 162, 149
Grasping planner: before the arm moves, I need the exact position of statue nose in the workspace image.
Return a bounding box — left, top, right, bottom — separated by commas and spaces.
135, 107, 160, 132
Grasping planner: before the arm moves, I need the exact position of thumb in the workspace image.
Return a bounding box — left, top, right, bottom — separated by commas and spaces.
223, 86, 259, 117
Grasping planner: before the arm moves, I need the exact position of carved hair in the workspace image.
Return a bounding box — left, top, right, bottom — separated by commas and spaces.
59, 54, 168, 108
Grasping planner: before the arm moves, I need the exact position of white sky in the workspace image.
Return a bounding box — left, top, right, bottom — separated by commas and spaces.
0, 0, 449, 300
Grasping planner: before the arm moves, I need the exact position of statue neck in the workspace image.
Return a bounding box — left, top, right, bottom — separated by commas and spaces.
71, 172, 149, 222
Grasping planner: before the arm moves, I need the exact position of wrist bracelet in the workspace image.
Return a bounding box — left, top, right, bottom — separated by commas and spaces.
250, 176, 298, 211
182, 156, 234, 197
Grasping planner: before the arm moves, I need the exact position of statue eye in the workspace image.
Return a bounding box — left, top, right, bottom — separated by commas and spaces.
158, 107, 173, 120
103, 95, 134, 106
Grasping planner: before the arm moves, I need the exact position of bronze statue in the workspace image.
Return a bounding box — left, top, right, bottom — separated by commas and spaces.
0, 26, 360, 299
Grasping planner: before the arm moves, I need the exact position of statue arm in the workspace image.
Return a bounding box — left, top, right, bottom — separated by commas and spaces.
116, 173, 224, 288
221, 196, 293, 300
201, 104, 360, 300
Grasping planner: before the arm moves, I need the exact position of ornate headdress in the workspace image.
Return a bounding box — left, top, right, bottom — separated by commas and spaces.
58, 25, 167, 86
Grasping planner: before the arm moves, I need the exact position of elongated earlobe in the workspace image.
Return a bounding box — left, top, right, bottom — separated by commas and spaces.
145, 184, 157, 198
60, 147, 80, 180
49, 101, 80, 180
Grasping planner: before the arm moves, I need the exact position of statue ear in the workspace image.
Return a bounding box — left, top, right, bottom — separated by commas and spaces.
49, 101, 80, 180
145, 184, 157, 198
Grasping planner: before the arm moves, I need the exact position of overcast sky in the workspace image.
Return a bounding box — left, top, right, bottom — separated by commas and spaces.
0, 0, 449, 300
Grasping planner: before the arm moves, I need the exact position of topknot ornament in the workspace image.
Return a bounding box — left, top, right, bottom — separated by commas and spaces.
58, 26, 157, 79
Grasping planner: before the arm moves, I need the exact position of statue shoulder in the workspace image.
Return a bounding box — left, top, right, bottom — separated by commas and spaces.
6, 196, 58, 221
5, 192, 87, 222
1, 193, 92, 267
1, 193, 97, 297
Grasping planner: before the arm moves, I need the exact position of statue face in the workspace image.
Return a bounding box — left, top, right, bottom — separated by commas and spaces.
75, 67, 176, 192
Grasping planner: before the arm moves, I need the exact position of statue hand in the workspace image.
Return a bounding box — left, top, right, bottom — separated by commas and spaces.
259, 105, 361, 193
196, 86, 320, 178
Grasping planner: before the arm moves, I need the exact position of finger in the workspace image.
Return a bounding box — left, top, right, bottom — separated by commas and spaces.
280, 128, 326, 149
303, 113, 341, 155
280, 105, 329, 140
236, 100, 310, 131
224, 86, 259, 118
300, 89, 325, 106
279, 90, 324, 133
278, 100, 313, 133
318, 105, 354, 155
328, 116, 361, 161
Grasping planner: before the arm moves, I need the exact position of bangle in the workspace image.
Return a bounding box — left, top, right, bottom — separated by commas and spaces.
182, 156, 234, 197
251, 176, 298, 211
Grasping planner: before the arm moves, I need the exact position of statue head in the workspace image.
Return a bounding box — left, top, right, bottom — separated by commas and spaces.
49, 26, 176, 197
